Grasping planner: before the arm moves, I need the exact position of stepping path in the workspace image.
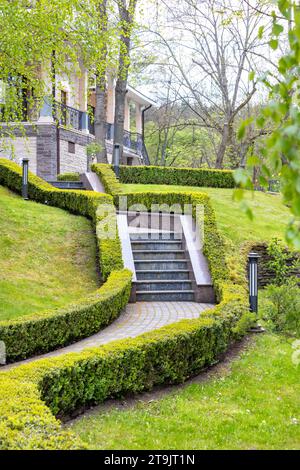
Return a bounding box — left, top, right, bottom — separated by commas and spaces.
1, 302, 214, 371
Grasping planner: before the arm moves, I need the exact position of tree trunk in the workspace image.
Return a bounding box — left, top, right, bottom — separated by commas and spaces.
94, 0, 108, 163
113, 0, 137, 162
95, 75, 108, 163
114, 61, 129, 159
216, 123, 229, 168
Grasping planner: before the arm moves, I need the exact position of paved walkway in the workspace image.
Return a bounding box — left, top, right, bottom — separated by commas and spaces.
1, 302, 214, 371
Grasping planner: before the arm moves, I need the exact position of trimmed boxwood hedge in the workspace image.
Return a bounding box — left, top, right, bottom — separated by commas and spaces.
57, 172, 80, 181
0, 160, 251, 450
119, 165, 235, 188
92, 164, 229, 295
91, 162, 123, 195
0, 281, 249, 449
0, 159, 131, 362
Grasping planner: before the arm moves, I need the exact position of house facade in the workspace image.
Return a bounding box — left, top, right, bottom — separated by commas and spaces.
0, 67, 153, 181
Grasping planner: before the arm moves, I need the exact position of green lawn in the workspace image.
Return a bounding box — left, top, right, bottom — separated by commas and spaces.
68, 334, 300, 450
0, 185, 99, 321
122, 184, 290, 247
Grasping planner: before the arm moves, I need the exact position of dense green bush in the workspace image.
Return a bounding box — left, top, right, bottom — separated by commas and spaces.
0, 159, 251, 450
57, 172, 80, 181
261, 279, 300, 335
91, 163, 123, 195
119, 165, 235, 188
0, 159, 130, 361
0, 281, 248, 449
0, 270, 132, 361
267, 238, 296, 286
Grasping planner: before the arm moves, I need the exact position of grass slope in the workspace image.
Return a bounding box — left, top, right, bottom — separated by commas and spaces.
122, 184, 290, 247
69, 334, 300, 450
0, 186, 99, 321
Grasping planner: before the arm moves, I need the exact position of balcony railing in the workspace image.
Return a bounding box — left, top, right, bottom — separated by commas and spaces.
53, 101, 84, 131
89, 111, 150, 164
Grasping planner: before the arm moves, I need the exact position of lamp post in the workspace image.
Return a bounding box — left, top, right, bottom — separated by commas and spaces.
248, 252, 265, 333
248, 252, 260, 314
22, 158, 29, 200
112, 143, 120, 178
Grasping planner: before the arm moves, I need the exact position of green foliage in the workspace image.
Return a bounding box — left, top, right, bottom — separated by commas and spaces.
57, 173, 80, 182
70, 334, 300, 450
0, 158, 130, 361
0, 1, 80, 122
91, 163, 123, 196
262, 278, 300, 335
237, 1, 300, 247
0, 1, 120, 124
122, 183, 291, 249
119, 165, 235, 189
0, 269, 132, 362
0, 278, 247, 449
267, 238, 292, 286
0, 374, 84, 450
0, 185, 99, 321
144, 122, 219, 168
0, 160, 251, 450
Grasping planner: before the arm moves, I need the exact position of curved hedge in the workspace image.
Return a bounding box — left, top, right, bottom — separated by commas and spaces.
119, 165, 235, 188
91, 162, 123, 195
0, 159, 131, 362
0, 281, 249, 449
0, 161, 252, 450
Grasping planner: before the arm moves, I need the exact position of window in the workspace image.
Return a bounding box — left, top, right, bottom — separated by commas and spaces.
68, 141, 75, 154
61, 90, 67, 106
0, 80, 6, 104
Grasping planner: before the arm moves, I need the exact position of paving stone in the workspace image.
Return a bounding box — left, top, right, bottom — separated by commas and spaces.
1, 302, 214, 371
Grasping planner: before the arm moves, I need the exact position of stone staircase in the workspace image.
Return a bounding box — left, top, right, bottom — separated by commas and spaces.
130, 231, 195, 302
49, 181, 85, 190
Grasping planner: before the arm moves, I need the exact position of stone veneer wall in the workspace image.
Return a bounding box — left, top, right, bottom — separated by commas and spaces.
0, 123, 58, 180
1, 122, 142, 180
0, 135, 37, 174
0, 123, 93, 180
59, 128, 92, 175
251, 242, 300, 287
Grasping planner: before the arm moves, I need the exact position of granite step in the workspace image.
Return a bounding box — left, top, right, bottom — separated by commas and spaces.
133, 250, 186, 261
136, 270, 190, 281
131, 240, 183, 251
129, 232, 183, 241
135, 280, 193, 292
134, 260, 189, 270
136, 290, 195, 302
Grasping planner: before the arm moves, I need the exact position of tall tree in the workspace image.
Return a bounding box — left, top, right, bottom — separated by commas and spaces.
0, 0, 79, 123
150, 0, 270, 168
94, 0, 109, 163
113, 0, 138, 159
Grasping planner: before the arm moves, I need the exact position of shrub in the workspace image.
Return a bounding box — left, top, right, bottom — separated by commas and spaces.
91, 163, 123, 196
119, 165, 235, 188
0, 158, 131, 361
0, 270, 132, 361
262, 278, 300, 335
57, 172, 80, 181
267, 238, 292, 286
0, 279, 248, 449
0, 160, 250, 450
